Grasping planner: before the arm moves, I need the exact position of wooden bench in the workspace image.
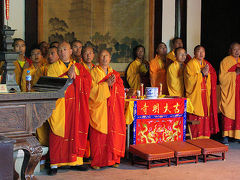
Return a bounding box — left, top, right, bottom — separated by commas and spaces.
186, 139, 228, 162
129, 143, 174, 169
161, 141, 202, 166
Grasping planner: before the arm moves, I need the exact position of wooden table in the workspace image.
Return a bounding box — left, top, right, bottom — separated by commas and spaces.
0, 90, 64, 180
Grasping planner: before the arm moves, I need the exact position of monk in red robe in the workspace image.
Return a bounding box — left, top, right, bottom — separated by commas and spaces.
184, 45, 219, 139
219, 42, 240, 144
47, 41, 92, 175
89, 49, 126, 169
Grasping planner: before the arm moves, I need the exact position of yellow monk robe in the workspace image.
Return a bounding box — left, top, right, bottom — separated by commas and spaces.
219, 56, 240, 139
149, 55, 168, 95
126, 59, 141, 90
184, 58, 211, 116
47, 59, 90, 167
36, 60, 74, 146
166, 50, 176, 63
89, 65, 126, 167
20, 64, 45, 92
184, 58, 212, 139
89, 66, 111, 134
167, 61, 185, 97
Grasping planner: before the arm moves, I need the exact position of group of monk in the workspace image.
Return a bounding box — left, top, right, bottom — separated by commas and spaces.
126, 37, 240, 145
0, 37, 239, 175
0, 39, 126, 175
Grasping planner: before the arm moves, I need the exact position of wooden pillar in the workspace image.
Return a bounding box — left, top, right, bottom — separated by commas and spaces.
25, 0, 38, 57
154, 0, 163, 52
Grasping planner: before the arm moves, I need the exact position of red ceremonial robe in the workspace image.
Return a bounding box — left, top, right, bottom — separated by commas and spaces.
49, 63, 92, 165
90, 70, 126, 167
222, 63, 240, 134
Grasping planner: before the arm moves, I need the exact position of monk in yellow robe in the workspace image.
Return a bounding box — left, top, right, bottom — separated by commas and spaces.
149, 42, 168, 94
21, 49, 45, 91
80, 46, 95, 72
166, 37, 192, 66
71, 40, 83, 63
46, 42, 92, 175
167, 47, 186, 97
39, 41, 49, 65
126, 45, 150, 90
12, 38, 32, 88
184, 45, 219, 139
89, 49, 126, 169
219, 42, 240, 144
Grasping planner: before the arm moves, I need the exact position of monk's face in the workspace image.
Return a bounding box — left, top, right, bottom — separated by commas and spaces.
72, 42, 82, 58
14, 40, 26, 55
99, 50, 111, 67
136, 47, 144, 60
194, 47, 205, 61
40, 42, 49, 57
173, 39, 183, 49
230, 44, 240, 58
48, 48, 59, 64
176, 49, 186, 63
31, 49, 42, 63
156, 43, 167, 56
58, 42, 72, 62
83, 47, 94, 63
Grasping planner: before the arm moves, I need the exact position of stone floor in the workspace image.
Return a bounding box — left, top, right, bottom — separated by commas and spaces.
37, 141, 240, 180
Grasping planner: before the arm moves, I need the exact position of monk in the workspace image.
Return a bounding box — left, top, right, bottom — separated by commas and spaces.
50, 41, 59, 48
219, 42, 240, 144
39, 41, 49, 65
47, 41, 92, 175
89, 49, 126, 169
71, 40, 83, 63
21, 48, 45, 91
126, 45, 150, 90
184, 45, 219, 139
47, 46, 59, 65
12, 38, 32, 89
149, 42, 168, 95
167, 47, 186, 97
166, 37, 191, 66
81, 46, 95, 71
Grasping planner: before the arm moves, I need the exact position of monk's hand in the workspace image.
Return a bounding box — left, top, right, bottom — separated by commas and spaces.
236, 67, 240, 75
202, 64, 209, 76
68, 64, 76, 79
106, 74, 116, 86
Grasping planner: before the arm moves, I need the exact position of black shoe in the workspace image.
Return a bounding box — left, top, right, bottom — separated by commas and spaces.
48, 168, 58, 176
222, 137, 229, 145
72, 165, 89, 171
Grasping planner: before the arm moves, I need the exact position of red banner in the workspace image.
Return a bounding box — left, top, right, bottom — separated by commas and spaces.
133, 98, 187, 144
5, 0, 9, 20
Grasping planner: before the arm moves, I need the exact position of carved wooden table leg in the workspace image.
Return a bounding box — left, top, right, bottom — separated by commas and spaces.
21, 136, 43, 180
13, 136, 42, 180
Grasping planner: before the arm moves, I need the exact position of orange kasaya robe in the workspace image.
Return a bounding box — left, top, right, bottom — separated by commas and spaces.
219, 56, 240, 139
89, 66, 126, 167
184, 58, 218, 139
167, 61, 185, 97
47, 60, 92, 167
166, 50, 192, 66
20, 64, 45, 92
149, 55, 168, 95
13, 57, 32, 88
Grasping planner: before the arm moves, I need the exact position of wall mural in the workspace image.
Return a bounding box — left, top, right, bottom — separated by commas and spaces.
42, 0, 149, 64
